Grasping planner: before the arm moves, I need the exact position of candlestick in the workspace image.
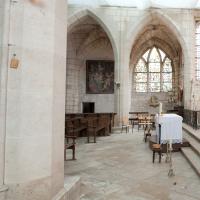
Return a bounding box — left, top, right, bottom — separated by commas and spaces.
159, 102, 162, 115
169, 139, 172, 149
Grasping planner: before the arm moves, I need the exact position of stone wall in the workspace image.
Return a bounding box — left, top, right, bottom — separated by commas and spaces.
68, 6, 200, 122
66, 16, 115, 113
130, 92, 175, 113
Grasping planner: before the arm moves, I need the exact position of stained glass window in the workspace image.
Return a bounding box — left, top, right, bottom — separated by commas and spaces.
195, 21, 200, 80
149, 47, 160, 62
159, 49, 166, 61
143, 49, 150, 62
135, 59, 147, 72
135, 59, 147, 92
134, 46, 173, 92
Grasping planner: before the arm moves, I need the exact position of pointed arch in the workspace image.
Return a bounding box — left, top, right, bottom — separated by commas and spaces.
130, 38, 177, 69
127, 9, 188, 67
68, 9, 118, 62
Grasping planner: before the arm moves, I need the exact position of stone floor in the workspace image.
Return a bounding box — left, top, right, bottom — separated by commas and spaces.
64, 129, 200, 200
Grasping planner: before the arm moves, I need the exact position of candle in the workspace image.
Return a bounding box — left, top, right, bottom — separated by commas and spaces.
159, 102, 162, 114
169, 139, 172, 149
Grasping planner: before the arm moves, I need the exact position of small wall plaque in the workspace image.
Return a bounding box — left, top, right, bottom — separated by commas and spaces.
30, 0, 45, 7
10, 54, 19, 69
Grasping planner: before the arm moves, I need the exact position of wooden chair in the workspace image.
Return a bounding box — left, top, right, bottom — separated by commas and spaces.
138, 114, 148, 131
129, 112, 149, 131
121, 121, 130, 133
129, 113, 138, 132
152, 144, 162, 163
64, 136, 76, 160
152, 124, 162, 163
144, 124, 152, 142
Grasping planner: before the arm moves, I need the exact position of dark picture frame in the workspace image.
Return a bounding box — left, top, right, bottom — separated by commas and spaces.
86, 60, 114, 94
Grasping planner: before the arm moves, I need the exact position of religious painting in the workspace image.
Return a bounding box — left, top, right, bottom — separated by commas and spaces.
86, 60, 114, 94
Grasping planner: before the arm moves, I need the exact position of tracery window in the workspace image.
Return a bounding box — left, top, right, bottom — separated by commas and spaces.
135, 46, 173, 93
195, 21, 200, 80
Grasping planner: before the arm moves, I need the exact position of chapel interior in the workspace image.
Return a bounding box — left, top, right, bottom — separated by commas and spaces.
1, 0, 200, 200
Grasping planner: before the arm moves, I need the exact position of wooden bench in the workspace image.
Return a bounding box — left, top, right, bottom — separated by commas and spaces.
65, 117, 87, 137
66, 113, 116, 135
87, 117, 109, 143
64, 136, 76, 160
65, 113, 116, 143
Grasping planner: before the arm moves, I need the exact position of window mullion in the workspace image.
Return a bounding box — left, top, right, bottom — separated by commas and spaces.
147, 62, 149, 92
161, 61, 163, 92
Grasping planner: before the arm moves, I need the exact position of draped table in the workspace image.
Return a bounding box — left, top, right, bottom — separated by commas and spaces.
155, 114, 183, 144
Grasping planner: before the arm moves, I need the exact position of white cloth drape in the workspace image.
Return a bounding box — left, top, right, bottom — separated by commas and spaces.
155, 114, 183, 144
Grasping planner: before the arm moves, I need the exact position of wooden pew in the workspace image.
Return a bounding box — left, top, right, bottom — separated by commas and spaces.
65, 113, 116, 143
87, 117, 109, 143
65, 117, 87, 137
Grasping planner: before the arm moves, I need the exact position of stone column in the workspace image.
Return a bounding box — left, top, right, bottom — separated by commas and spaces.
118, 16, 131, 125
172, 57, 180, 102
182, 14, 195, 111
0, 0, 67, 199
119, 53, 131, 125
0, 0, 10, 196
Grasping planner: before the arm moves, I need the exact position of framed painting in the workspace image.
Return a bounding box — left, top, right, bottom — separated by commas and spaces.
86, 60, 114, 94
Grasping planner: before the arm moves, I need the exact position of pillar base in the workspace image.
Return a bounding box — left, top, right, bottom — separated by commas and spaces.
0, 185, 8, 193
53, 176, 81, 200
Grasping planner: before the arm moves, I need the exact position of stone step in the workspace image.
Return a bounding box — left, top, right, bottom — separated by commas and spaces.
183, 123, 200, 143
183, 131, 200, 157
53, 176, 81, 200
64, 176, 81, 200
181, 147, 200, 177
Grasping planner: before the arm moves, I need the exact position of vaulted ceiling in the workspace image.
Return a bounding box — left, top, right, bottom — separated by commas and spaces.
69, 0, 200, 9
68, 16, 112, 57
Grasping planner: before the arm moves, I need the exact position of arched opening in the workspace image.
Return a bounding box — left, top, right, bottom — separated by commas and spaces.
130, 16, 183, 113
66, 13, 116, 113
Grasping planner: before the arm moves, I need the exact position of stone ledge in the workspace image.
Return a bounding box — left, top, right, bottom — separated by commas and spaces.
183, 123, 200, 143
181, 147, 200, 177
0, 185, 9, 193
52, 176, 81, 200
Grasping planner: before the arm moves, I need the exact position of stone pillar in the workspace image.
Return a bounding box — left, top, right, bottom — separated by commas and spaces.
182, 14, 195, 111
0, 0, 67, 199
119, 53, 131, 125
118, 18, 131, 125
183, 48, 193, 110
172, 57, 180, 102
0, 0, 10, 196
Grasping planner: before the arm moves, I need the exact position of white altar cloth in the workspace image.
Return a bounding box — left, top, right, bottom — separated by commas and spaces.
155, 114, 183, 144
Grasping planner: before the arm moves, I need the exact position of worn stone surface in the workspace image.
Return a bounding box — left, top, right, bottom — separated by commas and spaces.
65, 129, 200, 200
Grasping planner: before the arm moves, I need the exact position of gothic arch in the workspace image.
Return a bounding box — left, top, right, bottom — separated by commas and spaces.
130, 38, 178, 70
68, 9, 118, 62
127, 9, 188, 68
